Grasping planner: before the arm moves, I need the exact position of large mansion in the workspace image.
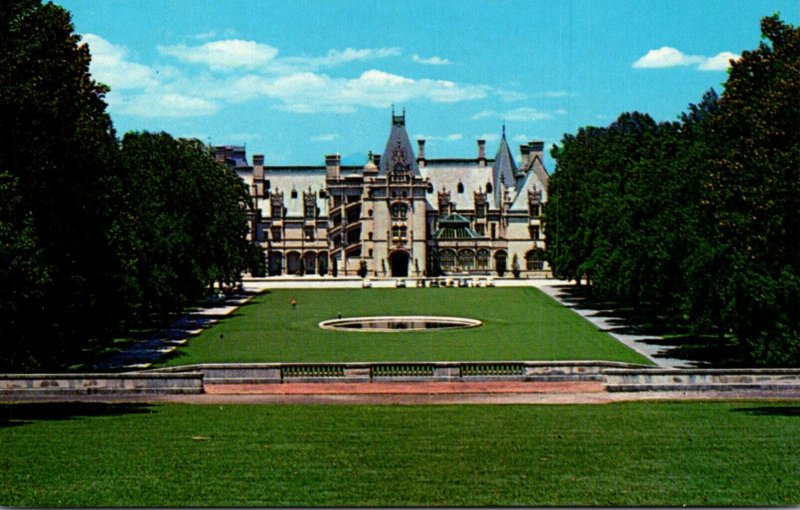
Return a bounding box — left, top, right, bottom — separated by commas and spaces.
217, 111, 549, 278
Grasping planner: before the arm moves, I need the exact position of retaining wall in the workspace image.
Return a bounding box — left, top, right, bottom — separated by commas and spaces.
151, 361, 648, 384
0, 372, 204, 396
604, 368, 800, 392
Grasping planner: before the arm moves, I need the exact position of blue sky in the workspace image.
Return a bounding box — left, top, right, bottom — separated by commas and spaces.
60, 0, 798, 169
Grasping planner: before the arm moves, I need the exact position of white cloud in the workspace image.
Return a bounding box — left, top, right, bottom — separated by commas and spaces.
633, 46, 740, 71
535, 91, 571, 98
412, 54, 451, 65
119, 93, 220, 117
496, 89, 528, 102
311, 133, 338, 142
159, 39, 279, 70
226, 69, 487, 113
479, 133, 500, 142
83, 33, 160, 90
472, 107, 554, 122
413, 133, 463, 142
82, 35, 488, 117
280, 47, 402, 70
698, 51, 740, 71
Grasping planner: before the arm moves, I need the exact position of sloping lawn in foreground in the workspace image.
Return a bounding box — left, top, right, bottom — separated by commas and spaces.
160, 287, 651, 365
0, 401, 797, 506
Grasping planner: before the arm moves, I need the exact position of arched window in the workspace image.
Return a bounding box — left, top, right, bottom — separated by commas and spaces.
457, 250, 475, 270
476, 249, 490, 270
494, 250, 507, 276
526, 250, 544, 271
291, 189, 298, 199
457, 182, 464, 193
439, 249, 456, 271
486, 182, 493, 194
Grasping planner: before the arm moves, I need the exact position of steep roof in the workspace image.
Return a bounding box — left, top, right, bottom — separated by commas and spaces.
379, 110, 420, 176
491, 127, 517, 203
421, 161, 498, 210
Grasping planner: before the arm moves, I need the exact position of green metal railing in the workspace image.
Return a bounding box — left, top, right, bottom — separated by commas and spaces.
372, 364, 435, 378
282, 365, 345, 378
461, 363, 524, 376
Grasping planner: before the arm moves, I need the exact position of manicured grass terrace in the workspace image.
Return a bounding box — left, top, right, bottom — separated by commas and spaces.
1, 401, 798, 507
161, 287, 651, 366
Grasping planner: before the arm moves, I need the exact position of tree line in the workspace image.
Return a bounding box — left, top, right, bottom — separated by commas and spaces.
544, 15, 799, 366
1, 1, 257, 370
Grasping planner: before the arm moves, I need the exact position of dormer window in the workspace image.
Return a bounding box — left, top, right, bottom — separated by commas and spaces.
303, 190, 316, 218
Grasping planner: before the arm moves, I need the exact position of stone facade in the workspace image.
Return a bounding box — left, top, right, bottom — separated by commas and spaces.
217, 111, 549, 278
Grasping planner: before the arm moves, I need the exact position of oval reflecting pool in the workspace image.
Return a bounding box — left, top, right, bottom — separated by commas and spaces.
319, 316, 482, 332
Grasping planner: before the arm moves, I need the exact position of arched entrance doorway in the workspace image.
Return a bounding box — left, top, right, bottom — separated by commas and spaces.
389, 250, 410, 277
268, 252, 283, 276
303, 251, 317, 275
494, 250, 507, 277
286, 251, 301, 275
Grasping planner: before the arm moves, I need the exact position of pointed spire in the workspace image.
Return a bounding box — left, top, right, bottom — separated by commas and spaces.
492, 124, 518, 204
381, 109, 418, 175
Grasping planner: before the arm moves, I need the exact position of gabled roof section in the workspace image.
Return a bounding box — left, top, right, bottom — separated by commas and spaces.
435, 213, 482, 239
491, 127, 517, 203
439, 212, 472, 225
379, 110, 420, 176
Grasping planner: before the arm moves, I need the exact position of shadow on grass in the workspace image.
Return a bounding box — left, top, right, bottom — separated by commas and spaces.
551, 284, 745, 367
0, 402, 155, 429
730, 406, 800, 417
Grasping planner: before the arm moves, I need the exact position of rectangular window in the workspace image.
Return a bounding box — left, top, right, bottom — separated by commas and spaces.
271, 204, 282, 218
490, 223, 496, 240
270, 226, 282, 242
529, 203, 541, 217
304, 203, 315, 218
392, 225, 407, 240
475, 223, 485, 236
304, 227, 315, 241
529, 225, 540, 240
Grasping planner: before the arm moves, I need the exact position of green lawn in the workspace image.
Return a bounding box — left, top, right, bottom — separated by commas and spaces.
1, 401, 798, 506
160, 287, 651, 366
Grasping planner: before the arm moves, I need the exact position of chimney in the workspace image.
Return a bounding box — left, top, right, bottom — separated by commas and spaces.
214, 147, 225, 162
520, 144, 531, 167
529, 141, 544, 165
325, 153, 341, 180
417, 139, 426, 168
477, 139, 486, 167
253, 154, 264, 166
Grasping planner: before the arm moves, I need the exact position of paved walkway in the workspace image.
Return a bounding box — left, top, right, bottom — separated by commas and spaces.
94, 293, 255, 370
534, 284, 689, 368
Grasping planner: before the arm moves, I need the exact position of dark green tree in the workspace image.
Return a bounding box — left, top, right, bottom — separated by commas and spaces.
0, 0, 122, 369
698, 15, 800, 364
119, 133, 252, 321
